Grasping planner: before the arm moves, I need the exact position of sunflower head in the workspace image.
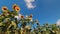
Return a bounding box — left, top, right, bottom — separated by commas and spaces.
29, 14, 32, 18
12, 4, 20, 12
29, 14, 33, 21
2, 6, 8, 12
20, 14, 24, 19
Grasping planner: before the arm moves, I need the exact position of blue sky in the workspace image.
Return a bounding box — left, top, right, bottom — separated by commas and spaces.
0, 0, 60, 25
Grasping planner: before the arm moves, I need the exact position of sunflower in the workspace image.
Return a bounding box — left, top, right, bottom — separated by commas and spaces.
2, 6, 8, 12
29, 14, 33, 21
29, 14, 33, 18
12, 4, 20, 12
20, 14, 24, 19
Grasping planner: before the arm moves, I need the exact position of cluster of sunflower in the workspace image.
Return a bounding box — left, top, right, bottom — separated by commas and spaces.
0, 4, 60, 34
0, 4, 34, 34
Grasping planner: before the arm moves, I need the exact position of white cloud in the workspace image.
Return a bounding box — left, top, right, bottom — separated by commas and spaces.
56, 19, 60, 26
24, 0, 36, 9
25, 0, 35, 3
